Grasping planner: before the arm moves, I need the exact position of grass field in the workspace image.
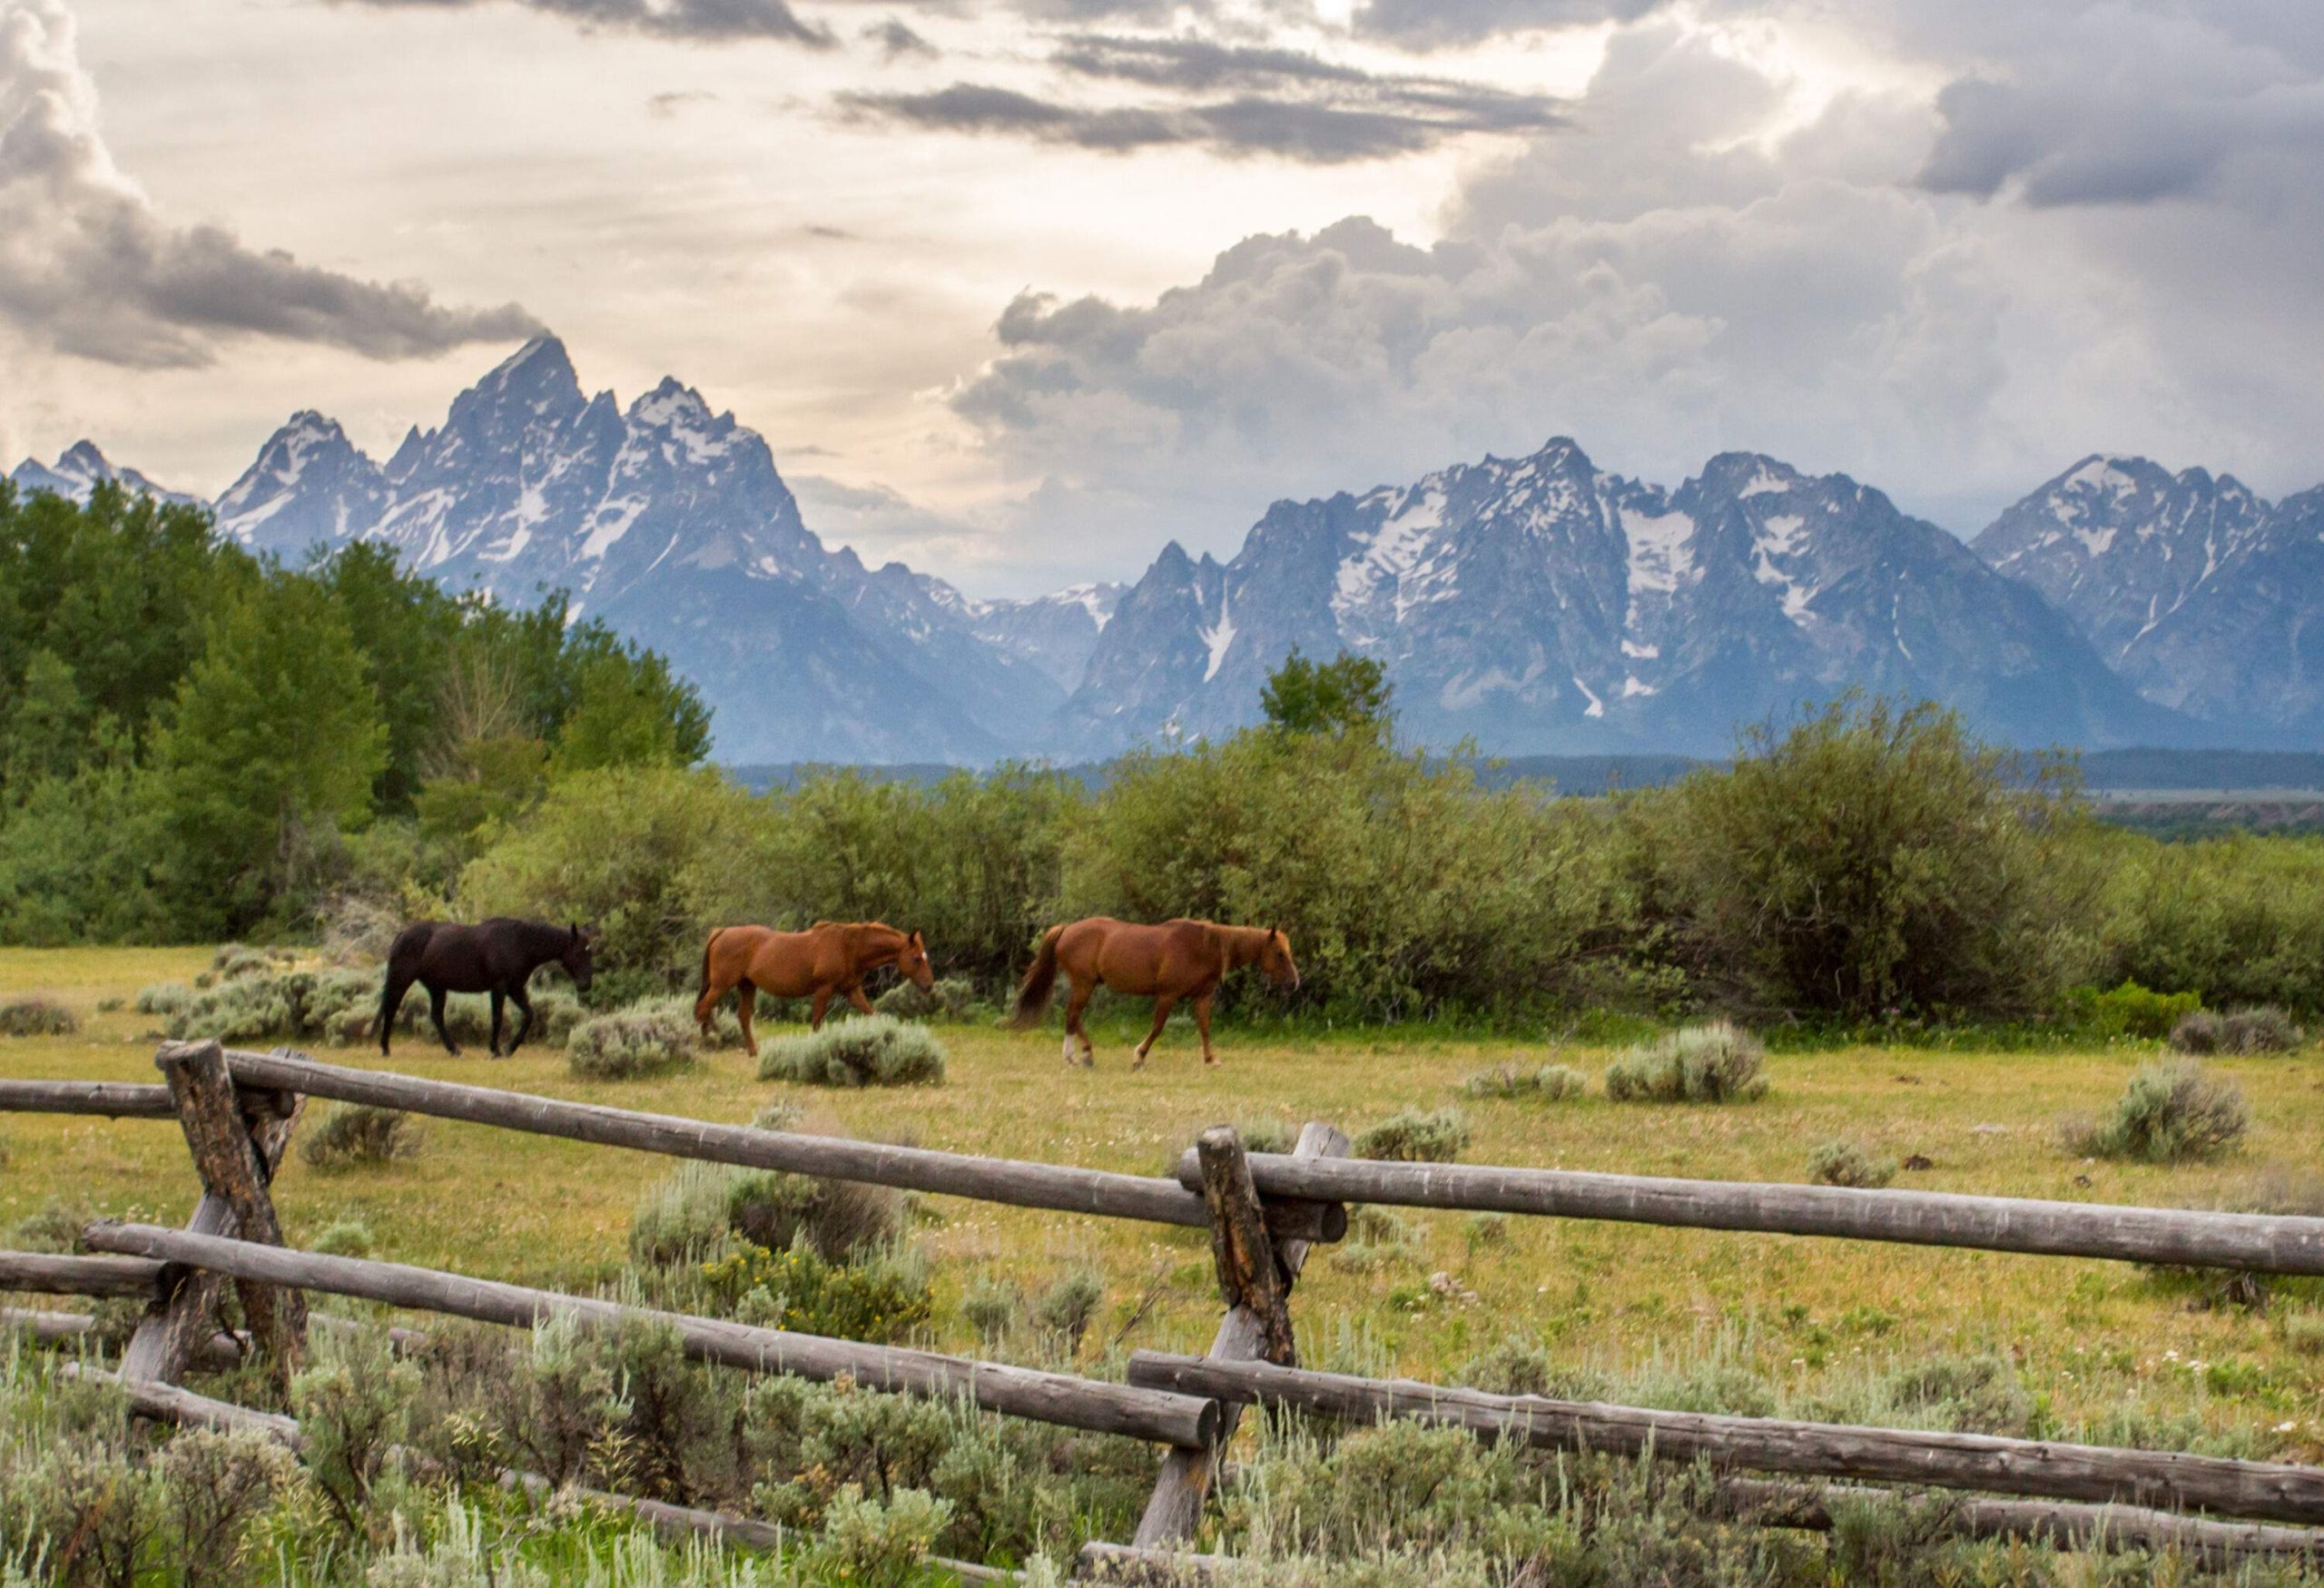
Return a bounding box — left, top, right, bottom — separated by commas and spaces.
4, 944, 2321, 1466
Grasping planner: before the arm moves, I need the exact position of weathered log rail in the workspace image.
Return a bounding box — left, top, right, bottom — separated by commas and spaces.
1175, 1149, 2324, 1276
1127, 1352, 2324, 1526
88, 1220, 1216, 1449
0, 1079, 175, 1117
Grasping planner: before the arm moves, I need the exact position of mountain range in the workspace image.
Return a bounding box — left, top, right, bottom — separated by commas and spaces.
11, 338, 2319, 760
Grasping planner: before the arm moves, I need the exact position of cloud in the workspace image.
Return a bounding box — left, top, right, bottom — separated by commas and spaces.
838, 38, 1564, 163
330, 0, 835, 45
0, 0, 543, 369
862, 18, 937, 60
1351, 0, 1669, 51
1915, 11, 2324, 208
941, 14, 2324, 572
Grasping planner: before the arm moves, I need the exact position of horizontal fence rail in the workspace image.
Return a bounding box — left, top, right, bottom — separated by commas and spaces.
217, 1049, 1230, 1232
0, 1080, 176, 1118
1127, 1353, 2324, 1526
0, 1251, 163, 1297
89, 1221, 1216, 1449
1177, 1151, 2324, 1276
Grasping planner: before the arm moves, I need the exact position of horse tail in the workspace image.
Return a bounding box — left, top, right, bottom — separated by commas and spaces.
697, 928, 725, 1008
368, 922, 425, 1040
1008, 925, 1065, 1030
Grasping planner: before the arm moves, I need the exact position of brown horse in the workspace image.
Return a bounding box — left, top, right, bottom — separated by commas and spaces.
694, 921, 934, 1050
1009, 917, 1299, 1069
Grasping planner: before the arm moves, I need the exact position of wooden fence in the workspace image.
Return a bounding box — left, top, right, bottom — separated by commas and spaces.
5, 1042, 2324, 1580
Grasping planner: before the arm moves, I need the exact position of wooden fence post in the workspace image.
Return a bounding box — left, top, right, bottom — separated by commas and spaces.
123, 1041, 307, 1393
1131, 1120, 1349, 1552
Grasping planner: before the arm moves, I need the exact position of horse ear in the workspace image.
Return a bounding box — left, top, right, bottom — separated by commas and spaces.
911, 929, 924, 946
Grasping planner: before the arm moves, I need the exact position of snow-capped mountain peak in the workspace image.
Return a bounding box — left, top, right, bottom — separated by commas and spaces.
7, 439, 196, 508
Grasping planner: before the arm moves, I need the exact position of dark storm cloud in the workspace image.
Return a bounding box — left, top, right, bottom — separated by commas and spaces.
839, 38, 1563, 163
333, 0, 836, 46
0, 0, 544, 369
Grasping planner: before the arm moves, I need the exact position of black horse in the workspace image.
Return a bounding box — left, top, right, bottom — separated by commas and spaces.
375, 918, 597, 1058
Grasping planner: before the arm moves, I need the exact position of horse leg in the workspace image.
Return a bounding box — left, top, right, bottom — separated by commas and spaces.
695, 963, 734, 1041
428, 984, 459, 1056
1194, 992, 1218, 1067
507, 985, 536, 1055
733, 978, 757, 1055
846, 983, 876, 1018
808, 989, 832, 1031
1063, 980, 1095, 1067
1133, 997, 1175, 1070
488, 989, 507, 1058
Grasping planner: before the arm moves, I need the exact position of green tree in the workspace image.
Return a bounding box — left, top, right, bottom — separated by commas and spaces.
553, 647, 699, 774
1260, 648, 1393, 741
312, 541, 459, 813
1630, 695, 2093, 1020
152, 573, 388, 934
0, 648, 91, 791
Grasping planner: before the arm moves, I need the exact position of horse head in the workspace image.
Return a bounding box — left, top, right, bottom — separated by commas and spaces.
562, 922, 600, 993
896, 929, 936, 992
1260, 925, 1301, 991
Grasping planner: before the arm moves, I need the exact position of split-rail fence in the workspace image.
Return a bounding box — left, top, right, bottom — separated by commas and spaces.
5, 1041, 2324, 1581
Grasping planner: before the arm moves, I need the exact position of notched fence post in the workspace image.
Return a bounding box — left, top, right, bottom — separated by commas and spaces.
136, 1039, 308, 1391
1133, 1119, 1350, 1553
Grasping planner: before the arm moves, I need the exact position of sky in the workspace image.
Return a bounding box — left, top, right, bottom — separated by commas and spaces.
2, 0, 2320, 597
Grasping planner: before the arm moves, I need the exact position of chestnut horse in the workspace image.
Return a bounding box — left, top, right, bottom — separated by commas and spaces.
1009, 917, 1299, 1069
694, 921, 934, 1050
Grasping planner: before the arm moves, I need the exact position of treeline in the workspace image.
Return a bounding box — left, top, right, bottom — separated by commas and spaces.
8, 491, 2321, 1028
0, 483, 708, 942
459, 685, 2324, 1024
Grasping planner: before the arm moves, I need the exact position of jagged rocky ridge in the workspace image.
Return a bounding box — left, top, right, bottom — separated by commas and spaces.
1974, 459, 2324, 739
1057, 440, 2185, 757
13, 341, 2319, 758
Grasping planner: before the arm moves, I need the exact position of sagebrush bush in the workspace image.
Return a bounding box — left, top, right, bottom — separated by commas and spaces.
1030, 1267, 1104, 1356
758, 1014, 946, 1088
701, 1240, 933, 1342
2171, 1005, 2305, 1055
1354, 1107, 1472, 1163
1232, 1116, 1298, 1154
566, 1001, 700, 1080
1462, 1060, 1588, 1101
1807, 1138, 1896, 1189
135, 981, 192, 1018
1605, 1021, 1768, 1103
872, 976, 985, 1021
309, 1218, 377, 1258
806, 1484, 953, 1588
317, 893, 402, 965
0, 994, 77, 1036
630, 1159, 904, 1268
2063, 1060, 2249, 1163
300, 1105, 422, 1172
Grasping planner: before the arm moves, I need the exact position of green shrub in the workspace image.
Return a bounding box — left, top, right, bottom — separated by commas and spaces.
2063, 1060, 2249, 1163
1628, 696, 2090, 1019
566, 1001, 699, 1080
1881, 1354, 2031, 1436
961, 1277, 1020, 1347
0, 994, 77, 1036
805, 1484, 953, 1588
1330, 1205, 1426, 1273
630, 1160, 905, 1268
2094, 830, 2324, 1012
2289, 1314, 2324, 1356
1058, 728, 1650, 1021
299, 1105, 422, 1172
1462, 1060, 1588, 1100
310, 1218, 377, 1258
1231, 1116, 1298, 1154
872, 976, 985, 1021
1353, 1107, 1472, 1163
1030, 1267, 1104, 1356
751, 1099, 808, 1132
1605, 1021, 1768, 1103
2066, 980, 2201, 1041
700, 1240, 933, 1342
212, 942, 292, 981
1807, 1138, 1896, 1189
2170, 1006, 2299, 1055
758, 1015, 946, 1088
135, 981, 192, 1018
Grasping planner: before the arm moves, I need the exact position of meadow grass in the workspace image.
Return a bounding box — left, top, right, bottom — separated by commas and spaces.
3, 943, 2321, 1465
